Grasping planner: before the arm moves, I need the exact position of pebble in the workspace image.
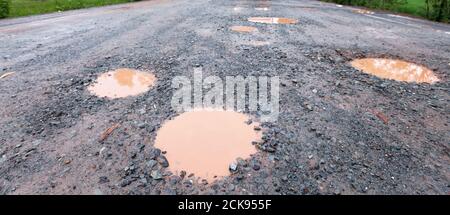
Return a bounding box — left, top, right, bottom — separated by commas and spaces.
146, 159, 157, 168
119, 179, 131, 187
151, 170, 163, 180
180, 170, 186, 178
157, 156, 169, 167
229, 162, 238, 172
0, 155, 6, 164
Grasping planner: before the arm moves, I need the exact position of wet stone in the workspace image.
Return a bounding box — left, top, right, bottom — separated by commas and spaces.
146, 159, 157, 168
229, 162, 238, 172
157, 156, 170, 168
151, 170, 163, 180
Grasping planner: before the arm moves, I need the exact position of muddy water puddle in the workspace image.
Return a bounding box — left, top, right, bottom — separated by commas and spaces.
351, 58, 439, 84
353, 9, 374, 14
230, 25, 258, 33
154, 110, 262, 181
248, 17, 297, 24
242, 40, 271, 46
88, 68, 156, 98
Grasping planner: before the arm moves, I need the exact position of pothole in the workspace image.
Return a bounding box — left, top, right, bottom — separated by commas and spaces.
350, 58, 439, 84
230, 25, 258, 33
154, 109, 262, 181
248, 17, 297, 24
353, 9, 374, 14
88, 68, 157, 98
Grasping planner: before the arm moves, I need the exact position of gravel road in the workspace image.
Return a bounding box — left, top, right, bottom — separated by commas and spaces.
0, 0, 449, 194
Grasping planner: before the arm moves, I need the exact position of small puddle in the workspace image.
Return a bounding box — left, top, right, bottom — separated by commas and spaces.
248, 17, 297, 24
255, 7, 270, 11
154, 110, 262, 181
88, 68, 156, 98
350, 58, 439, 84
353, 9, 374, 14
230, 25, 258, 33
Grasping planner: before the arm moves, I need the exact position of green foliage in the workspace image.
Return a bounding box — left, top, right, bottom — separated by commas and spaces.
3, 0, 136, 18
0, 0, 9, 18
427, 0, 449, 21
322, 0, 448, 22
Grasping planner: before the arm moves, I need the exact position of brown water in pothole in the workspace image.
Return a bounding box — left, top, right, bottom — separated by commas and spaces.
230, 25, 258, 33
154, 110, 261, 181
351, 58, 439, 84
88, 68, 156, 98
248, 17, 297, 24
353, 9, 374, 14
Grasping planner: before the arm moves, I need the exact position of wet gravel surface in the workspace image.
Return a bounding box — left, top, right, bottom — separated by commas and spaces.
0, 0, 449, 194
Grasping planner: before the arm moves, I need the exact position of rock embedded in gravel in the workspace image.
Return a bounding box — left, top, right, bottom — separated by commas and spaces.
149, 148, 161, 159
146, 159, 157, 168
151, 170, 163, 180
229, 162, 238, 172
99, 176, 109, 184
308, 158, 320, 170
157, 156, 169, 167
0, 155, 6, 164
265, 146, 276, 153
119, 179, 132, 187
180, 170, 186, 178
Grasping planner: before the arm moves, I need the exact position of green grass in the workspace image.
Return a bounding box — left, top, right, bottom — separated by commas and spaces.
390, 0, 428, 17
6, 0, 135, 18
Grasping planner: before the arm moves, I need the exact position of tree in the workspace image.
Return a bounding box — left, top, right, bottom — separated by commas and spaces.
0, 0, 9, 19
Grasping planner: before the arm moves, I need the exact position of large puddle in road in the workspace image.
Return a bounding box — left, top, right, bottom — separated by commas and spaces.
154, 110, 261, 181
350, 58, 439, 84
230, 25, 258, 33
88, 68, 156, 98
248, 17, 297, 24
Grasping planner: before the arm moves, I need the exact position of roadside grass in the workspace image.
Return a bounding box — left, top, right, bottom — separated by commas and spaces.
6, 0, 136, 18
323, 0, 448, 22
